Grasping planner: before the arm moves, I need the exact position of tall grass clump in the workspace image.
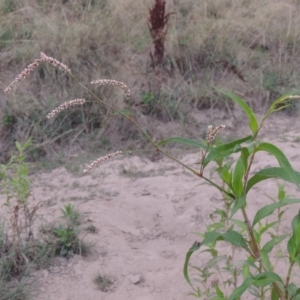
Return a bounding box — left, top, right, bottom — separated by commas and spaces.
2, 0, 300, 161
5, 51, 300, 299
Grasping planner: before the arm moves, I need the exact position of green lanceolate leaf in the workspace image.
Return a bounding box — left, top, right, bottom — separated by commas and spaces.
184, 230, 249, 290
228, 272, 283, 300
216, 166, 232, 189
222, 231, 249, 249
291, 210, 300, 238
260, 248, 273, 271
183, 241, 201, 290
232, 148, 249, 197
288, 211, 300, 260
271, 287, 280, 300
262, 234, 289, 253
201, 230, 249, 250
231, 192, 246, 217
252, 198, 300, 227
246, 167, 300, 193
156, 137, 207, 148
15, 141, 22, 154
204, 135, 253, 168
231, 218, 247, 231
215, 88, 259, 135
243, 264, 250, 281
254, 143, 300, 188
215, 285, 225, 298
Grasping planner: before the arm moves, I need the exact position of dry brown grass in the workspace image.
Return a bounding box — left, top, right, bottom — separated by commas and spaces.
1, 0, 300, 161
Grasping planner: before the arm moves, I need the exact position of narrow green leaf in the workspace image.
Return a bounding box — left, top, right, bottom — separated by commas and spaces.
260, 248, 273, 271
228, 277, 254, 300
228, 272, 283, 300
262, 234, 289, 253
203, 256, 227, 270
201, 248, 218, 257
183, 242, 201, 290
157, 137, 207, 148
286, 282, 300, 299
215, 285, 224, 297
207, 222, 225, 231
222, 231, 248, 249
232, 148, 249, 197
15, 141, 22, 154
231, 193, 246, 217
289, 211, 300, 258
243, 264, 250, 281
271, 287, 280, 300
287, 235, 296, 259
232, 162, 244, 197
231, 219, 247, 231
252, 198, 300, 227
253, 272, 283, 287
215, 89, 259, 135
201, 230, 249, 251
259, 221, 278, 236
217, 166, 232, 188
202, 231, 222, 245
203, 136, 253, 167
291, 210, 300, 238
277, 184, 286, 201
246, 167, 300, 193
254, 143, 300, 187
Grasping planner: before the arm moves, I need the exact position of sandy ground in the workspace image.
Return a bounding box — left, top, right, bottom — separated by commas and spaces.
2, 113, 300, 300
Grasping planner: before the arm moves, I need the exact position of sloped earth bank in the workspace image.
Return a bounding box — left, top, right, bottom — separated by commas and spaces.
3, 114, 300, 300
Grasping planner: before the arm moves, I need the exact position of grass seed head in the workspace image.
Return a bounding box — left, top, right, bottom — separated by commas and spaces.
40, 52, 71, 73
83, 151, 123, 173
91, 79, 131, 100
200, 148, 206, 162
47, 99, 86, 119
4, 58, 43, 93
206, 124, 226, 144
4, 52, 70, 94
286, 95, 300, 100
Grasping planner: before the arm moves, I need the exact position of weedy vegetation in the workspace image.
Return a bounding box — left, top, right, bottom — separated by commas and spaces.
4, 48, 300, 299
0, 139, 89, 297
2, 0, 300, 299
93, 273, 114, 292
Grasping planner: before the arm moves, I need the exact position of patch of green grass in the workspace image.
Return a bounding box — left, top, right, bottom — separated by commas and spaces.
94, 273, 114, 292
61, 204, 81, 226
40, 204, 91, 258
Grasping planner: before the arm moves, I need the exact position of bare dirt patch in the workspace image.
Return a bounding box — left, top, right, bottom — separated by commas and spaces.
2, 114, 300, 300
